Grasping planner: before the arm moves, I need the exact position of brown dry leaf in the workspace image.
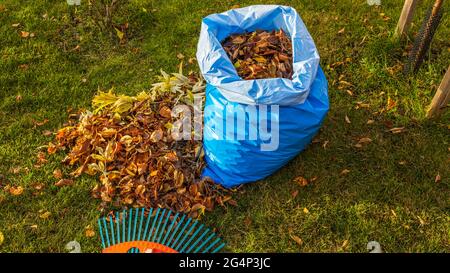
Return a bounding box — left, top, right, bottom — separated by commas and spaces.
18, 64, 29, 70
290, 234, 303, 246
47, 142, 57, 154
9, 186, 24, 196
345, 115, 351, 124
322, 140, 329, 149
53, 169, 63, 179
291, 190, 299, 198
20, 31, 29, 38
337, 27, 345, 34
358, 137, 372, 144
340, 169, 350, 175
33, 119, 49, 127
42, 130, 52, 136
435, 174, 441, 183
367, 119, 375, 125
32, 182, 45, 191
294, 176, 308, 187
15, 95, 22, 102
159, 106, 172, 118
55, 179, 73, 187
12, 23, 20, 28
387, 127, 405, 134
387, 97, 397, 111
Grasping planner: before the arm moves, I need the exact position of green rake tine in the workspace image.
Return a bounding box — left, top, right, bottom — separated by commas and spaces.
137, 207, 145, 241
122, 209, 126, 245
102, 217, 111, 247
167, 214, 186, 248
157, 210, 172, 243
161, 212, 178, 245
192, 231, 215, 253
132, 207, 139, 241
109, 215, 116, 245
116, 212, 120, 243
169, 216, 191, 249
98, 218, 106, 249
175, 221, 200, 252
152, 209, 166, 242
212, 242, 226, 253
142, 207, 153, 240
146, 208, 160, 241
128, 208, 132, 242
202, 237, 221, 253
179, 223, 204, 253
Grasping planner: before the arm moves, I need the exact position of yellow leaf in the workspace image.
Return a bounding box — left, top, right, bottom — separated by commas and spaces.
9, 186, 24, 196
85, 225, 95, 238
0, 231, 4, 246
114, 27, 124, 41
303, 207, 309, 214
40, 211, 51, 219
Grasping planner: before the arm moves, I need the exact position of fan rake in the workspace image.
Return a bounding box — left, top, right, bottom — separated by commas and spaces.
97, 207, 226, 253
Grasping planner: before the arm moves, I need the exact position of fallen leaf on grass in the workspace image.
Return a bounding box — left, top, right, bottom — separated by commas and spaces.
18, 64, 29, 70
53, 169, 63, 179
9, 186, 24, 196
367, 119, 375, 125
291, 190, 299, 198
0, 231, 3, 246
322, 140, 329, 149
39, 211, 51, 219
12, 23, 20, 28
342, 240, 349, 249
435, 174, 441, 183
294, 176, 309, 187
355, 137, 372, 148
20, 31, 29, 38
55, 179, 73, 187
176, 53, 185, 60
47, 142, 57, 154
290, 234, 303, 246
386, 127, 405, 134
345, 115, 351, 124
340, 169, 350, 175
33, 119, 49, 127
15, 95, 22, 102
32, 182, 45, 191
337, 27, 345, 34
85, 226, 95, 237
303, 207, 309, 214
42, 130, 52, 136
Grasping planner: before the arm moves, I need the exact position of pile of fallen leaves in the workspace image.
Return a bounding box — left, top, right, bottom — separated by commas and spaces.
48, 68, 232, 218
222, 29, 293, 80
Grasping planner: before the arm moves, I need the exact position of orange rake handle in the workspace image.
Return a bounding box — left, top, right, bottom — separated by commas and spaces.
102, 241, 178, 253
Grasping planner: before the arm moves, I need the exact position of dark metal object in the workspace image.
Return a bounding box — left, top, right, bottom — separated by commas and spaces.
404, 0, 444, 74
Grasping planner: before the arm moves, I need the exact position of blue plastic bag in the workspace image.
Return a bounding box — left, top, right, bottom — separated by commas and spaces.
197, 5, 329, 188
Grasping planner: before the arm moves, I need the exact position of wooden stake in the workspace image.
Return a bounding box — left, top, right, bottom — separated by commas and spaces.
427, 65, 450, 118
396, 0, 420, 36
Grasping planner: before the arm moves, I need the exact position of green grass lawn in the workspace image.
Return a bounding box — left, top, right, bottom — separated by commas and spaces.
0, 0, 449, 253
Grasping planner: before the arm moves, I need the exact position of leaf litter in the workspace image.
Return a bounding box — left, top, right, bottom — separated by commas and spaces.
46, 68, 232, 218
222, 29, 293, 80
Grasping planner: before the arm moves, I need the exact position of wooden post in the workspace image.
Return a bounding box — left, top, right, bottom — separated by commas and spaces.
427, 65, 450, 118
395, 0, 420, 36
